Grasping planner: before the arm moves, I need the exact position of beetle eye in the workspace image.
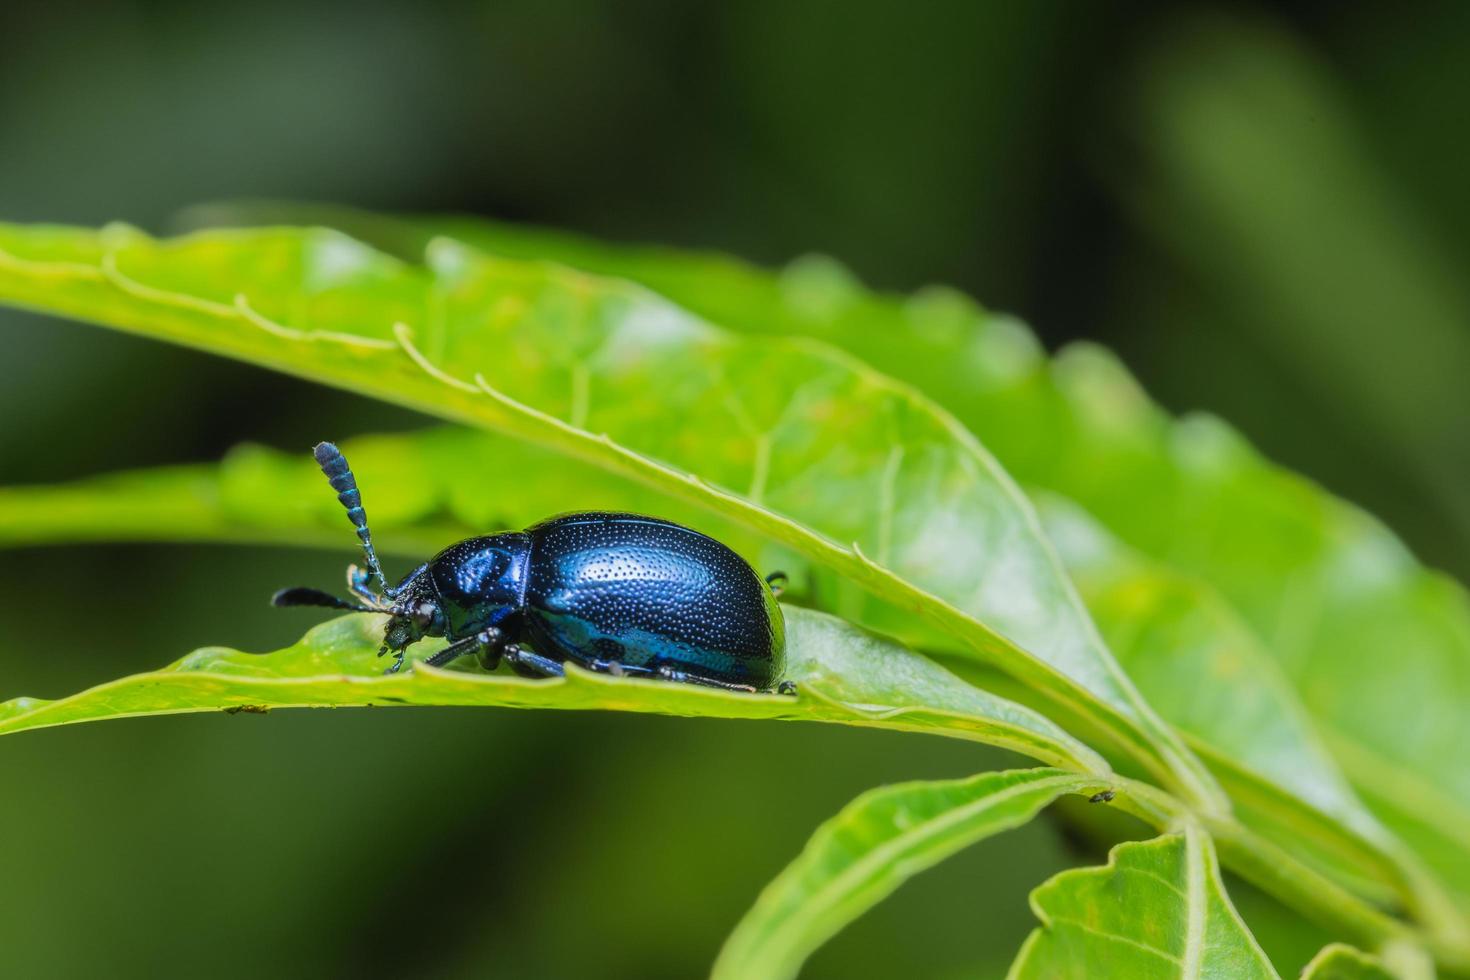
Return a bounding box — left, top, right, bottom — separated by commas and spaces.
411, 602, 437, 629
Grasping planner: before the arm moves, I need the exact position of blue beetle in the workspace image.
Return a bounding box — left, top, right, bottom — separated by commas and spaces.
273, 443, 792, 693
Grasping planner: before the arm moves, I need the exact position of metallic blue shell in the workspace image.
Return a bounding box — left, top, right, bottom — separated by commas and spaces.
425, 533, 530, 637
522, 512, 786, 688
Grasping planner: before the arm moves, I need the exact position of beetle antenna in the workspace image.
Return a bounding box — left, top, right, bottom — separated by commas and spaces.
313, 441, 390, 594
271, 587, 380, 613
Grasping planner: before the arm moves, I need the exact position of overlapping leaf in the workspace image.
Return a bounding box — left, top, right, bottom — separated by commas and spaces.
0, 430, 1436, 925
1301, 944, 1397, 980
712, 768, 1110, 980
1, 214, 1461, 971
1044, 352, 1470, 939
0, 221, 1220, 809
9, 447, 1428, 972
1009, 827, 1278, 979
260, 205, 1470, 937
1035, 495, 1449, 920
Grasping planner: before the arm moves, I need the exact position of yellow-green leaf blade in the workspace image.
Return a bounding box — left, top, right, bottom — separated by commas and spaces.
0, 606, 1107, 777
1300, 944, 1397, 980
713, 768, 1108, 980
1009, 826, 1278, 979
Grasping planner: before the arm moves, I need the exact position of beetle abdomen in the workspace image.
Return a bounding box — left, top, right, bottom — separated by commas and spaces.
522, 512, 785, 688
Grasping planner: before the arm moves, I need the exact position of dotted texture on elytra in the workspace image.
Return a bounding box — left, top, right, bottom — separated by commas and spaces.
524, 513, 783, 686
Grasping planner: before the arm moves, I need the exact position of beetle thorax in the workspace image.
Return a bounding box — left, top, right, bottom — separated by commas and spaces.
425, 533, 532, 639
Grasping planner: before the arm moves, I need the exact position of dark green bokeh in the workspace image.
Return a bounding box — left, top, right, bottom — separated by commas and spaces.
2, 2, 1464, 976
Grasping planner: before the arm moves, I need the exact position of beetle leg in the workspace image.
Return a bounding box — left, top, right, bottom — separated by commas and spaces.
502, 644, 565, 679
652, 664, 759, 694
474, 642, 502, 672
417, 627, 503, 671
566, 655, 670, 681
568, 657, 779, 694
576, 657, 635, 678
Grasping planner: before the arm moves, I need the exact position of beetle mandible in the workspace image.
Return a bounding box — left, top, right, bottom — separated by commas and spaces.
272, 442, 794, 694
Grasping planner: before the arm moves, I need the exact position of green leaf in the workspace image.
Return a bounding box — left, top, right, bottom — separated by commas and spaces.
1036, 495, 1443, 916
1008, 826, 1278, 979
0, 606, 1106, 776
1046, 351, 1470, 946
0, 221, 1221, 811
0, 428, 782, 576
3, 440, 1445, 973
280, 205, 1470, 939
8, 220, 1458, 975
1300, 944, 1397, 980
712, 768, 1109, 980
1037, 494, 1360, 834
0, 426, 1446, 934
1109, 24, 1470, 927
0, 429, 1446, 932
8, 431, 1438, 918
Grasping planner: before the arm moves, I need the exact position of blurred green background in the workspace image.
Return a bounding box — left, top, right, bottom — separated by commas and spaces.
2, 2, 1465, 976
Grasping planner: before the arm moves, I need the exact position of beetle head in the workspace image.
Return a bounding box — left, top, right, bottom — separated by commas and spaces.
379, 565, 447, 655
272, 561, 447, 664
